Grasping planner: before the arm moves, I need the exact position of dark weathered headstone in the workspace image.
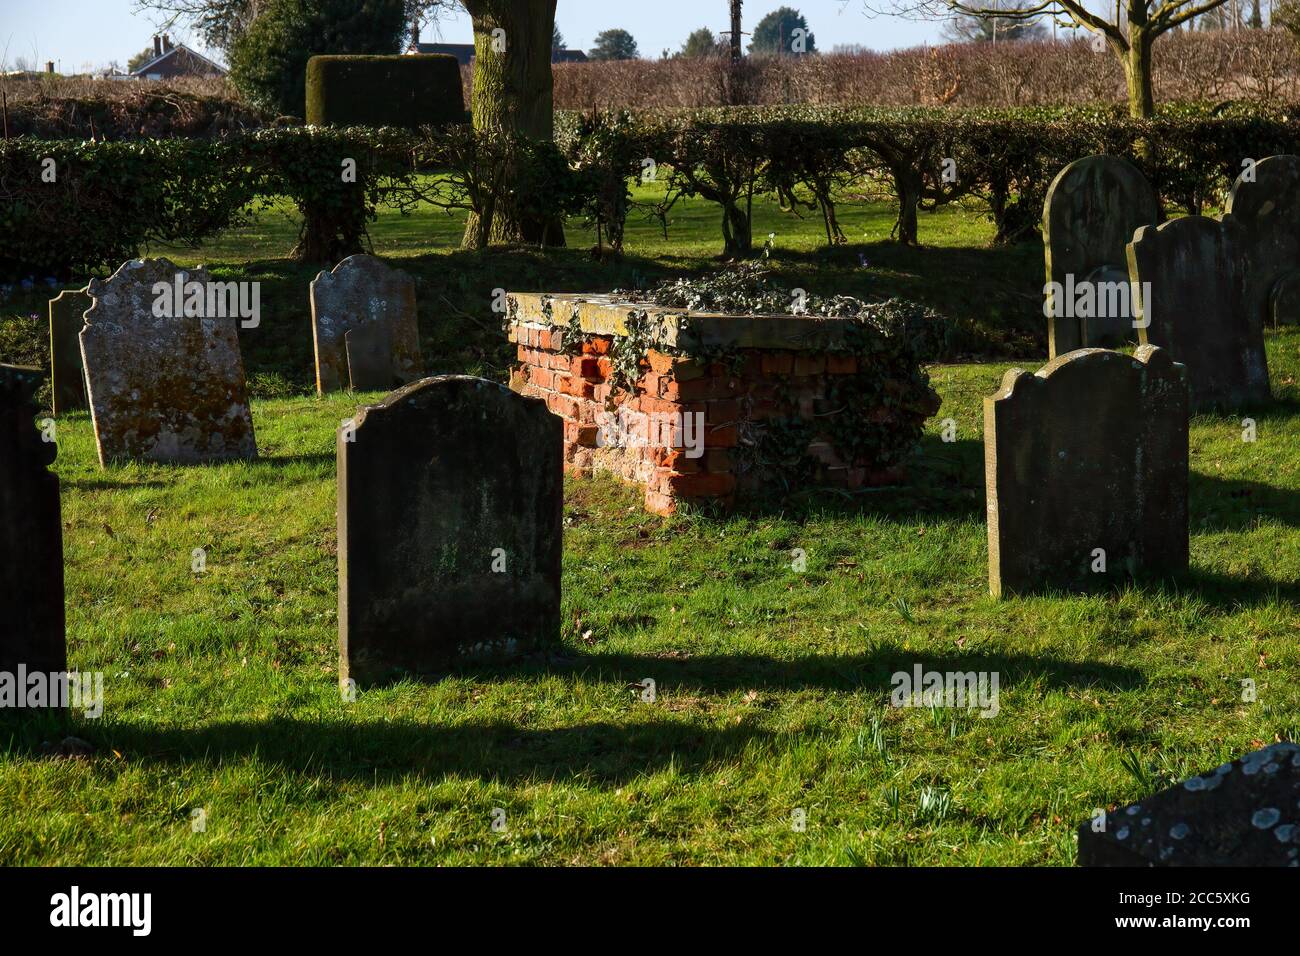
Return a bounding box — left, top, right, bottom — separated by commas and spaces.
338, 375, 562, 684
984, 346, 1188, 598
0, 365, 66, 683
310, 254, 422, 394
1268, 269, 1300, 326
81, 258, 257, 466
1225, 154, 1300, 330
48, 287, 92, 416
1079, 742, 1300, 866
345, 322, 395, 391
1043, 155, 1158, 358
1129, 214, 1270, 410
1078, 264, 1135, 350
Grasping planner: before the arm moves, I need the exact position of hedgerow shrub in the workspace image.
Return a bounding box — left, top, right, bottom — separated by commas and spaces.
0, 138, 253, 281
556, 104, 1300, 251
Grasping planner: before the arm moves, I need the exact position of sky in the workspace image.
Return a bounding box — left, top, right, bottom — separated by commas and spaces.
0, 0, 966, 74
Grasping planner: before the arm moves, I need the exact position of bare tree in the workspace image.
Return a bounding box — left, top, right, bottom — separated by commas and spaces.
873, 0, 1234, 116
941, 0, 1049, 41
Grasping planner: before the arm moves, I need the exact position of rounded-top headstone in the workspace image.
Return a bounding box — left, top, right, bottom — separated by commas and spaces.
1043, 155, 1158, 358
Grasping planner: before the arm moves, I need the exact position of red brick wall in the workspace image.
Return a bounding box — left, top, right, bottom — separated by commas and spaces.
510, 321, 909, 515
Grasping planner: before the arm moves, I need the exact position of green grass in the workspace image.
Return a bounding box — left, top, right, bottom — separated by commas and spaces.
2, 193, 1299, 865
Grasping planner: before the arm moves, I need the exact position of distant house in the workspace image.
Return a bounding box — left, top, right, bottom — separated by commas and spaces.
131, 35, 227, 80
406, 27, 587, 64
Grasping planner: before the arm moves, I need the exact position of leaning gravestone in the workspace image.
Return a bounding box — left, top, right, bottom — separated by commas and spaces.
1128, 214, 1270, 409
310, 254, 422, 394
1225, 154, 1300, 328
48, 287, 92, 415
81, 258, 257, 466
1043, 155, 1159, 358
1078, 742, 1300, 866
338, 376, 562, 684
0, 365, 67, 684
984, 346, 1188, 597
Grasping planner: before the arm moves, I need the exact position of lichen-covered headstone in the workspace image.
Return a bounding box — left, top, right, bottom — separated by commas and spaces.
0, 365, 66, 683
984, 346, 1188, 598
1225, 154, 1300, 330
310, 254, 422, 394
48, 287, 92, 416
1078, 742, 1300, 866
1128, 214, 1270, 410
338, 375, 562, 684
1043, 155, 1158, 358
81, 258, 257, 466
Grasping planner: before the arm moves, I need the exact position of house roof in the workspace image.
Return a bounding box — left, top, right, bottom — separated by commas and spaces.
131, 43, 228, 77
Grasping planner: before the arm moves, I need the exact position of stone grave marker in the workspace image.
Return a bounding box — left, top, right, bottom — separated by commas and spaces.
0, 365, 66, 684
984, 346, 1188, 597
1128, 214, 1270, 409
338, 375, 562, 684
81, 258, 257, 466
1225, 154, 1300, 329
1078, 742, 1300, 866
48, 287, 92, 415
1043, 155, 1158, 358
345, 322, 395, 391
310, 254, 422, 394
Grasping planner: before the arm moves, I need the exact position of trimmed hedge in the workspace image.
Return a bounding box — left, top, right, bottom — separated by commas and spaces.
6, 103, 1300, 281
305, 54, 466, 128
556, 103, 1300, 251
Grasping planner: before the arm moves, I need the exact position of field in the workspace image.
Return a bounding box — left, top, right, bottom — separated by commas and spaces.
1, 187, 1297, 865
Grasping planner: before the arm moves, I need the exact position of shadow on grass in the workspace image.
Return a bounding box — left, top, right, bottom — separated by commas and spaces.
4, 714, 774, 787
1, 647, 1140, 785
1146, 567, 1300, 610
1191, 472, 1300, 531
728, 435, 984, 523
447, 648, 1144, 696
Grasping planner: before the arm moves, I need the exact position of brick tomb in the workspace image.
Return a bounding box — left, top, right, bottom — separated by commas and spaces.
507, 293, 940, 515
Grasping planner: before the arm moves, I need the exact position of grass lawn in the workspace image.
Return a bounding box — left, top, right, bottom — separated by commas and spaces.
1, 190, 1298, 865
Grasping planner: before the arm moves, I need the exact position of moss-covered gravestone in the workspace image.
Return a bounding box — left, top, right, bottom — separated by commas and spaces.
305, 54, 464, 128
984, 346, 1188, 598
48, 287, 92, 416
0, 365, 66, 683
1079, 742, 1300, 866
1225, 154, 1300, 328
338, 376, 562, 685
1128, 215, 1270, 410
81, 259, 257, 465
1043, 155, 1158, 358
310, 255, 423, 395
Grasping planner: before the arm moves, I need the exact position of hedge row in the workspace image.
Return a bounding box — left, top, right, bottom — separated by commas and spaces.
5, 105, 1300, 280
556, 104, 1300, 251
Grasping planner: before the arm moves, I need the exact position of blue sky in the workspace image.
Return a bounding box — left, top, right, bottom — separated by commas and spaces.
2, 0, 956, 73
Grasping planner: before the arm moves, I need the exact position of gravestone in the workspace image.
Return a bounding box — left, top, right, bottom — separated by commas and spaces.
1043, 155, 1159, 358
1225, 154, 1300, 329
338, 375, 562, 684
81, 258, 257, 466
1078, 742, 1300, 866
0, 365, 66, 684
984, 346, 1188, 598
48, 287, 92, 415
1128, 215, 1270, 409
310, 254, 422, 394
1269, 270, 1300, 326
345, 322, 395, 391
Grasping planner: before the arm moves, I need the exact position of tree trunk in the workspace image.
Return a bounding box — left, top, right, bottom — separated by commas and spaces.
893, 167, 922, 246
460, 0, 565, 247
1125, 25, 1155, 119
